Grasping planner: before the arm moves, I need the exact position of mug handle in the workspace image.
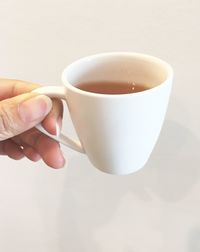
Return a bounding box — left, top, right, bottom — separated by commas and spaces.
32, 86, 85, 154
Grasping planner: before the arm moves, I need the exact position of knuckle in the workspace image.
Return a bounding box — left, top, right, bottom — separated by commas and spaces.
0, 113, 10, 140
0, 104, 18, 140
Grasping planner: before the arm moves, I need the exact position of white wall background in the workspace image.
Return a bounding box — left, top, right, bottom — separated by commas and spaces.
0, 0, 200, 251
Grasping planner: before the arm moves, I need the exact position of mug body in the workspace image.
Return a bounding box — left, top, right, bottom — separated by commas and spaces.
62, 52, 173, 174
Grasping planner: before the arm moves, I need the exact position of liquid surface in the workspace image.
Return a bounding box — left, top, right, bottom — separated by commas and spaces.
75, 81, 149, 94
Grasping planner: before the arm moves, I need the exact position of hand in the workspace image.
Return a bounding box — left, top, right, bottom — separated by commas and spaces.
0, 78, 65, 168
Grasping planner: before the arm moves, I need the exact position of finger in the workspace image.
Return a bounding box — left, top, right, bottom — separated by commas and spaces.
0, 79, 39, 100
1, 139, 24, 160
42, 98, 63, 135
13, 129, 66, 169
21, 143, 41, 162
0, 93, 52, 140
0, 142, 6, 155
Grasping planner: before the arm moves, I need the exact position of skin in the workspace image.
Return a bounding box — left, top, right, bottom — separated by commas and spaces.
0, 78, 65, 169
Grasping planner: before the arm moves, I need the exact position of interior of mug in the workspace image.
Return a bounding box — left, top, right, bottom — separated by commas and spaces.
63, 53, 173, 88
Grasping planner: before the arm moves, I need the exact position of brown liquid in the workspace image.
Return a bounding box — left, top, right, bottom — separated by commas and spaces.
75, 81, 149, 95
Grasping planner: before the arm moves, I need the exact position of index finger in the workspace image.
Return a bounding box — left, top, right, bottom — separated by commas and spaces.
0, 78, 39, 100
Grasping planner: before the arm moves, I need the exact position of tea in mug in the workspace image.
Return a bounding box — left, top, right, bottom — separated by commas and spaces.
75, 81, 149, 95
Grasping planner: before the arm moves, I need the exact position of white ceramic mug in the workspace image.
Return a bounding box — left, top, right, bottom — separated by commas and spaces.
33, 52, 173, 175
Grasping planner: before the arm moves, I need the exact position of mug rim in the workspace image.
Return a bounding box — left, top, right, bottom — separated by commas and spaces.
61, 52, 173, 98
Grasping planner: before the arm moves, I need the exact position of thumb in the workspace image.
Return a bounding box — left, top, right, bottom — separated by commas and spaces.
0, 93, 52, 140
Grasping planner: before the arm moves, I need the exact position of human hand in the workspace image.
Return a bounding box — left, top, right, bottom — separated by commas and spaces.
0, 78, 65, 168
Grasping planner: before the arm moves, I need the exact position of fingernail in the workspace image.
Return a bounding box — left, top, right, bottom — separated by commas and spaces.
53, 152, 66, 169
56, 116, 62, 137
19, 95, 52, 123
59, 154, 66, 168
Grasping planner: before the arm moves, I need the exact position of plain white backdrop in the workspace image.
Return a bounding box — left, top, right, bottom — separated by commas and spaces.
0, 0, 199, 251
